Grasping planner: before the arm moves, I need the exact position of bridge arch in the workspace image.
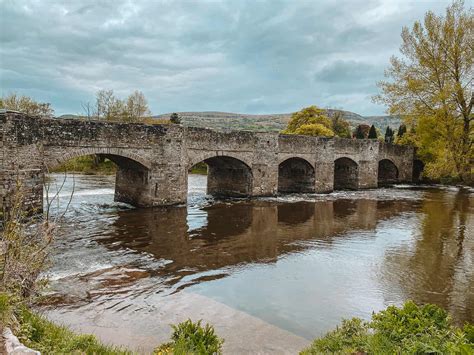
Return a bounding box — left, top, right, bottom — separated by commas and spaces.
278, 157, 315, 193
334, 157, 359, 190
44, 147, 152, 207
45, 147, 152, 171
378, 159, 399, 186
188, 154, 253, 197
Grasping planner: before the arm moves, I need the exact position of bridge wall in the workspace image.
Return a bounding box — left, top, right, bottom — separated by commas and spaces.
0, 112, 415, 215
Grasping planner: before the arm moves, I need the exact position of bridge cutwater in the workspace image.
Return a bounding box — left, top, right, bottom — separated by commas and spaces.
0, 111, 422, 214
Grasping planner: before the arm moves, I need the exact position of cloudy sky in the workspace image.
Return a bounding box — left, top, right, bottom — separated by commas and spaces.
1, 0, 450, 116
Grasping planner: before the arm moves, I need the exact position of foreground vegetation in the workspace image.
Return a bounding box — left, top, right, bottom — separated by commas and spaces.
51, 155, 117, 175
1, 301, 130, 354
302, 301, 473, 354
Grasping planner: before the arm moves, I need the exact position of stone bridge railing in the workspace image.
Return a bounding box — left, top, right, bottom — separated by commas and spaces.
0, 111, 417, 214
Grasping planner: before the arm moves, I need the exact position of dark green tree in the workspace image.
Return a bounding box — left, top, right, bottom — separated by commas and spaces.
354, 125, 368, 139
384, 126, 394, 143
368, 125, 378, 139
397, 124, 407, 137
170, 112, 181, 124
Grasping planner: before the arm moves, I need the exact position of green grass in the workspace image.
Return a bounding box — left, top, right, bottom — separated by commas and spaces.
301, 301, 474, 354
51, 156, 116, 175
189, 162, 208, 175
154, 319, 223, 355
16, 307, 131, 354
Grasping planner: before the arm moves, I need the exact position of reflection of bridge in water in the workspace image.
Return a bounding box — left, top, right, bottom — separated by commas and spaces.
1, 111, 422, 215
96, 199, 415, 290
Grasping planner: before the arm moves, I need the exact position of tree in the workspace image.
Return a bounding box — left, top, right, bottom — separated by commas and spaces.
95, 89, 117, 120
282, 105, 334, 137
385, 126, 395, 143
94, 89, 151, 123
374, 0, 473, 182
293, 123, 335, 137
368, 125, 378, 139
81, 101, 93, 120
0, 93, 54, 117
397, 124, 407, 138
170, 112, 181, 124
125, 90, 151, 123
331, 111, 352, 138
354, 124, 370, 139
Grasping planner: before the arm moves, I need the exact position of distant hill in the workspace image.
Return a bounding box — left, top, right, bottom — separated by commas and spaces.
59, 110, 401, 132
153, 110, 401, 132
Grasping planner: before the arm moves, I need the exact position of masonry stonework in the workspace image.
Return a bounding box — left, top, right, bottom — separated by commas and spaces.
0, 111, 416, 215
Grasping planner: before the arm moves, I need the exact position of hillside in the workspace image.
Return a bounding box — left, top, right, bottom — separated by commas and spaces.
153, 110, 401, 132
59, 110, 401, 132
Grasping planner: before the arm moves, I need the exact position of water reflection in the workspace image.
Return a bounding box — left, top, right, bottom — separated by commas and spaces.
382, 189, 473, 325
44, 174, 473, 345
83, 197, 422, 296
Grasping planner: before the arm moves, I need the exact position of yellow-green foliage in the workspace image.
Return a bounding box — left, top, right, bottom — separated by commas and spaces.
154, 319, 224, 355
0, 93, 54, 117
283, 106, 335, 137
52, 156, 116, 175
294, 123, 334, 137
301, 301, 473, 354
142, 117, 171, 125
374, 1, 473, 183
189, 162, 208, 175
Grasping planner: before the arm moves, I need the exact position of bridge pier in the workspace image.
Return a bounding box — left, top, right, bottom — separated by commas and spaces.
315, 161, 334, 193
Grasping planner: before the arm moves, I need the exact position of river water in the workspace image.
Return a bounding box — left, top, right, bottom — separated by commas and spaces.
41, 173, 473, 354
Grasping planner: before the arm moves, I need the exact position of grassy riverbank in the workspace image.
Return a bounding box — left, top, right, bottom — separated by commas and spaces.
1, 298, 223, 354
12, 305, 130, 354
4, 301, 472, 354
52, 156, 209, 175
52, 156, 116, 175
302, 301, 473, 354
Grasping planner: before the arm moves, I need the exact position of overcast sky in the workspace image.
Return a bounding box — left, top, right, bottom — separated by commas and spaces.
0, 0, 450, 116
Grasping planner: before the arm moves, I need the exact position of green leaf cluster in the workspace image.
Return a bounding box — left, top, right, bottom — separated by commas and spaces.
301, 301, 473, 354
155, 319, 224, 355
282, 106, 353, 138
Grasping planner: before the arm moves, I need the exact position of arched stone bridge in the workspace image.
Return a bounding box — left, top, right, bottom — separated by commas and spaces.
0, 111, 418, 213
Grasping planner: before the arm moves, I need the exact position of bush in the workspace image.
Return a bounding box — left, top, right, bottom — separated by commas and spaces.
301, 301, 473, 354
155, 319, 224, 355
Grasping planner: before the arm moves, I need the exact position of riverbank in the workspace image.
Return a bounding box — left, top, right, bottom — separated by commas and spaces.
42, 291, 309, 354
3, 307, 130, 354
51, 156, 209, 175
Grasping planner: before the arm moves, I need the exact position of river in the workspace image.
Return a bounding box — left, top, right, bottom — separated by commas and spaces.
41, 173, 473, 354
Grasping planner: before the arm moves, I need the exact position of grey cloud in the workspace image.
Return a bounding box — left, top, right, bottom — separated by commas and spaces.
0, 0, 451, 115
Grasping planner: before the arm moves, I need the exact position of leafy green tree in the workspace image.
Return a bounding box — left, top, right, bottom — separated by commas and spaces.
368, 125, 378, 139
374, 0, 473, 182
170, 112, 181, 124
0, 93, 54, 117
331, 111, 352, 138
282, 105, 335, 137
294, 123, 334, 137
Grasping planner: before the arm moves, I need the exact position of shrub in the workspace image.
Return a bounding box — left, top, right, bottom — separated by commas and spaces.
155, 319, 224, 354
301, 301, 473, 354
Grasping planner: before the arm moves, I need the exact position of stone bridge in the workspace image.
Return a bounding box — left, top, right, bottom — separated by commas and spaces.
0, 111, 418, 214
